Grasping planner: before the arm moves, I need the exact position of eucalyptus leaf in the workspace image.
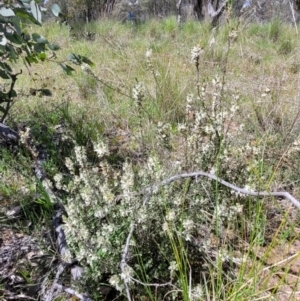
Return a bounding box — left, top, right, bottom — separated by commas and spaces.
30, 0, 42, 23
48, 43, 60, 51
67, 53, 81, 65
6, 32, 23, 45
0, 7, 15, 17
0, 62, 12, 72
51, 4, 61, 17
59, 63, 75, 75
7, 45, 17, 61
14, 7, 41, 25
0, 69, 10, 79
11, 16, 22, 35
32, 33, 48, 44
11, 89, 17, 97
82, 56, 94, 67
34, 43, 46, 53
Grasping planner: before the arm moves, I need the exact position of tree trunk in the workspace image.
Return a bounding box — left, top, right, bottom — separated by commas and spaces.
193, 0, 228, 24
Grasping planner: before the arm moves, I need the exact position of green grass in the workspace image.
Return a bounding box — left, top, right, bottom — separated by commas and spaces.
2, 17, 300, 301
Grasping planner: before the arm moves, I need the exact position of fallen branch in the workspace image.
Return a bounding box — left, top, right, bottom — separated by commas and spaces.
45, 264, 65, 301
19, 128, 86, 299
0, 123, 19, 143
144, 171, 300, 209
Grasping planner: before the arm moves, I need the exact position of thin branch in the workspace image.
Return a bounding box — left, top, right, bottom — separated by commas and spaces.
144, 171, 300, 209
0, 70, 22, 123
129, 277, 176, 288
53, 284, 94, 301
120, 223, 135, 301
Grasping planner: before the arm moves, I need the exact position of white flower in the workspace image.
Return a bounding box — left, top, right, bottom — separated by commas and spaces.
93, 139, 108, 158
120, 265, 134, 284
168, 261, 178, 279
190, 284, 204, 300
109, 275, 124, 292
132, 82, 144, 103
74, 146, 87, 167
191, 45, 203, 64
145, 49, 152, 58
166, 210, 176, 221
162, 222, 169, 232
65, 157, 74, 174
183, 219, 195, 241
178, 123, 187, 132
121, 161, 134, 202
54, 173, 63, 190
183, 219, 194, 232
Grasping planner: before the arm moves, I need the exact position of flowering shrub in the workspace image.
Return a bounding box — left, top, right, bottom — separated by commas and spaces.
49, 36, 295, 300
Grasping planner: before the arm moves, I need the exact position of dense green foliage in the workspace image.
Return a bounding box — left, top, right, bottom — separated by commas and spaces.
0, 1, 93, 122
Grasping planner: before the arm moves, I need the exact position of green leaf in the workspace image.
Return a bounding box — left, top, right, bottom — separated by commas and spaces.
34, 43, 46, 53
26, 55, 39, 64
0, 45, 7, 54
0, 62, 12, 72
0, 91, 9, 102
0, 106, 6, 113
32, 33, 48, 44
0, 7, 15, 17
7, 45, 18, 61
0, 69, 10, 79
22, 33, 31, 42
0, 16, 9, 24
32, 33, 41, 40
81, 56, 94, 67
30, 0, 42, 23
38, 52, 46, 61
51, 4, 61, 17
67, 53, 82, 65
14, 8, 40, 25
11, 17, 22, 35
6, 32, 23, 45
59, 63, 75, 75
11, 90, 17, 97
48, 43, 60, 51
67, 53, 94, 67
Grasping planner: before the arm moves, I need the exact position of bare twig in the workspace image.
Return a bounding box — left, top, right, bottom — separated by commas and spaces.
144, 171, 300, 209
120, 223, 135, 301
0, 70, 22, 123
53, 284, 94, 301
129, 277, 176, 288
